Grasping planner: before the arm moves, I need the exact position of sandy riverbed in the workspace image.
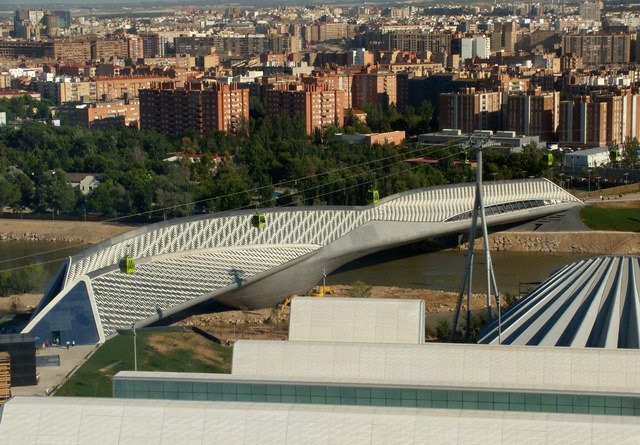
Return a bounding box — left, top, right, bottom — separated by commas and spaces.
0, 219, 134, 244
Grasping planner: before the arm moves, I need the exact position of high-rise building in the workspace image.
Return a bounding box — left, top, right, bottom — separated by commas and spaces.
460, 38, 473, 62
352, 68, 397, 108
460, 36, 491, 62
505, 90, 560, 141
561, 34, 631, 66
52, 10, 71, 29
348, 48, 374, 67
473, 36, 491, 59
139, 82, 250, 137
438, 88, 502, 133
13, 9, 46, 39
140, 33, 166, 58
307, 68, 357, 109
383, 31, 452, 55
559, 96, 607, 146
491, 22, 517, 54
127, 37, 144, 62
305, 22, 355, 43
579, 1, 602, 22
264, 84, 345, 136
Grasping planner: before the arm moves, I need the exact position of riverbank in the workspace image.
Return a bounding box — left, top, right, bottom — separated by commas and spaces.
0, 219, 134, 244
174, 285, 488, 343
465, 231, 640, 255
2, 286, 487, 338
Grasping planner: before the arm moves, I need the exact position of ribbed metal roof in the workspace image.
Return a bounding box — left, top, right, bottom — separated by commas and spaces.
478, 256, 640, 349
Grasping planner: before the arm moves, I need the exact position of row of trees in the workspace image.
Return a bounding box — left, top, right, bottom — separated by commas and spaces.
0, 96, 52, 123
0, 99, 560, 221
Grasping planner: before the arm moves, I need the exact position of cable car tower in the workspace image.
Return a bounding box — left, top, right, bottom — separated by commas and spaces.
450, 135, 503, 343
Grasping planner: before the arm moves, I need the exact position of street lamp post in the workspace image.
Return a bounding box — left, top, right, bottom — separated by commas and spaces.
132, 324, 137, 371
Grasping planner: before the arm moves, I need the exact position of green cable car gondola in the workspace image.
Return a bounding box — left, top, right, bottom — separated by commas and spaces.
462, 152, 471, 165
118, 255, 135, 274
543, 152, 554, 166
367, 188, 380, 205
251, 211, 266, 230
610, 148, 622, 163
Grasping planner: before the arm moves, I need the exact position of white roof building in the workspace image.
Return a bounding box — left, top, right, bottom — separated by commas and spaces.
2, 296, 640, 443
565, 147, 611, 168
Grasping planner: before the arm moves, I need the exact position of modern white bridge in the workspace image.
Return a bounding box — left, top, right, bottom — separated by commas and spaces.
23, 179, 581, 344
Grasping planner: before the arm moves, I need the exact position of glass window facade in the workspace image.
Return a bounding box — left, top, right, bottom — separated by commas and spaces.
113, 378, 640, 417
30, 281, 99, 345
446, 200, 555, 222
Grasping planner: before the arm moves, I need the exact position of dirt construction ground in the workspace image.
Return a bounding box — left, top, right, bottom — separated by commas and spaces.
174, 285, 488, 343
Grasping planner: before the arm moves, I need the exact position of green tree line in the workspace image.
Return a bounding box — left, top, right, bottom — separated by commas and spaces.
0, 100, 555, 221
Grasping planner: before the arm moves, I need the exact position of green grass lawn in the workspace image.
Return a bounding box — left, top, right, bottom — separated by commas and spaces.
580, 202, 640, 232
55, 331, 232, 398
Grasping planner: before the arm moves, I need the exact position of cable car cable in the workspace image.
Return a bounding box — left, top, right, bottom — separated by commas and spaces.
0, 142, 473, 273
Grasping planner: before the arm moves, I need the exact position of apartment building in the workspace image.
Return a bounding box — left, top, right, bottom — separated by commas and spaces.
491, 22, 517, 54
438, 87, 502, 133
139, 82, 249, 137
505, 91, 560, 141
264, 84, 345, 135
383, 31, 453, 55
94, 75, 172, 100
559, 96, 608, 146
304, 23, 356, 43
52, 40, 92, 62
352, 68, 397, 108
140, 32, 167, 58
127, 37, 144, 62
59, 99, 140, 128
561, 34, 631, 65
304, 69, 356, 109
36, 80, 96, 104
174, 35, 301, 57
91, 38, 129, 61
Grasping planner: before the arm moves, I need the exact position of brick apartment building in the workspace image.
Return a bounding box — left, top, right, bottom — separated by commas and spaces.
505, 90, 560, 141
59, 99, 140, 128
309, 67, 361, 109
139, 82, 249, 137
559, 89, 640, 146
352, 68, 397, 109
264, 84, 345, 136
559, 96, 608, 146
561, 34, 631, 66
439, 87, 502, 133
94, 75, 173, 100
91, 37, 129, 61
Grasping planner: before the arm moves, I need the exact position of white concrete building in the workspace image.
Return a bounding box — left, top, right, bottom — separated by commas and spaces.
3, 296, 640, 443
564, 146, 611, 168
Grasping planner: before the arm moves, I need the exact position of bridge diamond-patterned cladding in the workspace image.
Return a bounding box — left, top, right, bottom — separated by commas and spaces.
25, 179, 582, 343
91, 246, 317, 335
66, 180, 579, 287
